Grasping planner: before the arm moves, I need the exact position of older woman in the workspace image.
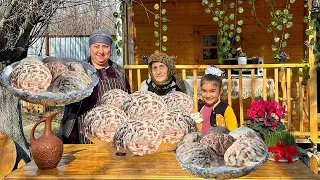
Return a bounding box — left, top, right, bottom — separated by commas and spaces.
59, 29, 131, 144
140, 53, 192, 97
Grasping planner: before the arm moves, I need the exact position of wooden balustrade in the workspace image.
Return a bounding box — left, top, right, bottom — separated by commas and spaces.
124, 63, 316, 141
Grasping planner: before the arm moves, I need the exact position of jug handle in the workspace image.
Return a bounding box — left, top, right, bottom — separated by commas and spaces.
30, 112, 58, 145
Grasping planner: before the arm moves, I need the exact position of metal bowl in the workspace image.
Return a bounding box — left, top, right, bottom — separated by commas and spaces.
1, 58, 99, 106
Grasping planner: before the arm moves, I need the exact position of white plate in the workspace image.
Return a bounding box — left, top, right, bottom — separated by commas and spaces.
268, 156, 299, 163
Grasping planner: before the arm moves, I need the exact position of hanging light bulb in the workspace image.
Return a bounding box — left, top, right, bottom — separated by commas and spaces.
312, 0, 320, 13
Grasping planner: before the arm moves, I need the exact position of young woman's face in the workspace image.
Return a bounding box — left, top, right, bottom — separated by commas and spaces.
151, 62, 169, 82
90, 43, 111, 68
201, 81, 221, 106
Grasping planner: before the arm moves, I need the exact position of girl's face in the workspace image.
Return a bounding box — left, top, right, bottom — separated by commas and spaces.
201, 81, 222, 106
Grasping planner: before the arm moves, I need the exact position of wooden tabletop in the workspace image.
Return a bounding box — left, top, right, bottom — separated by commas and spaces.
5, 144, 320, 180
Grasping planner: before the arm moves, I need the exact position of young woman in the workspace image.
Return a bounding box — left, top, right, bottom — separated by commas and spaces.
200, 66, 238, 133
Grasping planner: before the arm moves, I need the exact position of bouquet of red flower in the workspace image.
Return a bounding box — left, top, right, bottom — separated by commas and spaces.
246, 100, 286, 137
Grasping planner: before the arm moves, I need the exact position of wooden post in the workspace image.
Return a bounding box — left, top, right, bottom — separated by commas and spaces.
239, 70, 244, 126
45, 33, 50, 56
193, 69, 198, 111
308, 0, 318, 142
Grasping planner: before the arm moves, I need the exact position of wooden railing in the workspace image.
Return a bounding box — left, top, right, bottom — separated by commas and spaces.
125, 63, 318, 142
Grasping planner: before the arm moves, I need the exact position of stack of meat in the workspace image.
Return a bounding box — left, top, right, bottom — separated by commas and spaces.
176, 126, 267, 169
84, 90, 198, 156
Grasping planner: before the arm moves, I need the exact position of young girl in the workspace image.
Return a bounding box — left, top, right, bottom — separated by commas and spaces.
200, 66, 238, 133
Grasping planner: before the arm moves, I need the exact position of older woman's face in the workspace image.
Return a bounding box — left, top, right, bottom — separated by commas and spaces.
151, 62, 169, 83
90, 43, 111, 68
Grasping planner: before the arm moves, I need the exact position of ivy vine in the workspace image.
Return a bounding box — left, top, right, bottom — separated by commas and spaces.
248, 0, 296, 62
154, 0, 168, 54
112, 1, 133, 56
201, 0, 244, 64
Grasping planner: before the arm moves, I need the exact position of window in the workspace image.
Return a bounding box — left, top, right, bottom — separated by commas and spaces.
194, 26, 239, 65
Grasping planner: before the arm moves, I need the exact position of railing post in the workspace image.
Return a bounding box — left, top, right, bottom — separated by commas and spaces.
308, 0, 318, 142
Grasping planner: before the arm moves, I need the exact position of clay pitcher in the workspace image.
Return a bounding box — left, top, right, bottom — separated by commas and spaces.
30, 112, 63, 169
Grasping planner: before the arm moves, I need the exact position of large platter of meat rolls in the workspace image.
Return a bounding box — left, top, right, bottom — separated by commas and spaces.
1, 56, 98, 106
85, 90, 198, 160
175, 126, 268, 179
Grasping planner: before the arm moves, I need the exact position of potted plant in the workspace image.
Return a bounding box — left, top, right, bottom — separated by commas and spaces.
237, 46, 247, 65
245, 100, 286, 138
265, 131, 298, 163
276, 52, 290, 64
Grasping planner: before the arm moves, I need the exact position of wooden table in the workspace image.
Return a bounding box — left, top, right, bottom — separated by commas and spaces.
5, 144, 320, 180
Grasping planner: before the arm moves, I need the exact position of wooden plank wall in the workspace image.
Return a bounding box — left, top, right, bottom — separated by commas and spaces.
132, 0, 306, 66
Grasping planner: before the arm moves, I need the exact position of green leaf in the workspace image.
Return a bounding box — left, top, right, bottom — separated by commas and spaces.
162, 46, 167, 51
216, 0, 221, 5
297, 71, 303, 77
267, 27, 272, 33
155, 14, 160, 20
276, 10, 281, 16
274, 37, 280, 42
154, 31, 159, 37
286, 22, 293, 28
305, 29, 313, 36
209, 2, 214, 8
282, 41, 287, 48
238, 7, 244, 13
236, 27, 242, 33
230, 24, 234, 30
111, 35, 117, 41
155, 40, 160, 47
304, 65, 309, 70
276, 25, 283, 31
212, 16, 219, 22
162, 25, 168, 31
271, 44, 277, 51
229, 13, 235, 20
205, 8, 211, 14
229, 32, 234, 38
161, 9, 167, 15
116, 49, 121, 55
282, 18, 288, 24
202, 0, 209, 5
284, 33, 290, 39
162, 16, 168, 22
290, 0, 295, 3
155, 50, 159, 54
235, 35, 240, 42
230, 2, 235, 8
162, 36, 168, 42
117, 40, 123, 46
287, 14, 293, 20
162, 0, 167, 2
154, 21, 159, 27
113, 12, 118, 18
238, 19, 243, 25
271, 21, 277, 26
283, 9, 289, 15
224, 16, 229, 22
218, 21, 223, 27
154, 4, 159, 10
238, 0, 243, 4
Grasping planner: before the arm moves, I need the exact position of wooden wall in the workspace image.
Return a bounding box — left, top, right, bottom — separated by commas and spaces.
131, 0, 306, 66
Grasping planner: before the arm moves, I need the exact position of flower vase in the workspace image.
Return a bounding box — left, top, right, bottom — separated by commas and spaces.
30, 112, 63, 169
276, 57, 286, 64
238, 57, 247, 65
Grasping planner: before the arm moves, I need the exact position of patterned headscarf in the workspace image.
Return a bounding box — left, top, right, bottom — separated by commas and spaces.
148, 52, 186, 93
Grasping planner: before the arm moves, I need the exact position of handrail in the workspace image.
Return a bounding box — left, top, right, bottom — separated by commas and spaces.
124, 64, 306, 69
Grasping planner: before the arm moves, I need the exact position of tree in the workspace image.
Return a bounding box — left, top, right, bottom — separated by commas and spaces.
0, 0, 63, 164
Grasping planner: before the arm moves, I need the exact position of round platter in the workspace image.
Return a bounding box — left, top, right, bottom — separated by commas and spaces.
174, 142, 268, 180
0, 58, 99, 106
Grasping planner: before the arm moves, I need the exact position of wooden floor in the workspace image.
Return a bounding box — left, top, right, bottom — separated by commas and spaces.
5, 144, 320, 180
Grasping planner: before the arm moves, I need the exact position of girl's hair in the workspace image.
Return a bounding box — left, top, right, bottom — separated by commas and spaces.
200, 74, 222, 89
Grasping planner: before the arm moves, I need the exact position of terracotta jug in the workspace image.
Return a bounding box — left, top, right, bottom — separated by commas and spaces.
30, 112, 63, 169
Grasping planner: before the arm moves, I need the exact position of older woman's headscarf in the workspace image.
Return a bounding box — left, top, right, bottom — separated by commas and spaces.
148, 52, 186, 93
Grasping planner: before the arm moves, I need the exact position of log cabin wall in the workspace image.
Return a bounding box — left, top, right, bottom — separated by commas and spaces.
132, 0, 306, 66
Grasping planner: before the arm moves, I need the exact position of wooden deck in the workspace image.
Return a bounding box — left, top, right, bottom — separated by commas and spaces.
5, 144, 320, 180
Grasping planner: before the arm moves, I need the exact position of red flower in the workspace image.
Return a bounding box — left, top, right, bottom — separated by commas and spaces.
271, 120, 278, 129
257, 110, 265, 117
